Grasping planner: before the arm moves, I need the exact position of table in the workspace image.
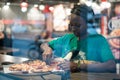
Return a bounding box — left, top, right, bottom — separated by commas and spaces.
71, 72, 120, 80
0, 54, 70, 80
0, 47, 19, 55
0, 69, 70, 80
0, 72, 66, 80
0, 54, 29, 79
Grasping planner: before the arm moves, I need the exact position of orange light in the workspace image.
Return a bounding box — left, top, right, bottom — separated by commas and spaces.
101, 0, 107, 2
20, 2, 28, 7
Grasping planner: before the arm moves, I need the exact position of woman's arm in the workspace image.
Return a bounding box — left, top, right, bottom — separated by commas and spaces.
71, 60, 116, 73
81, 60, 116, 73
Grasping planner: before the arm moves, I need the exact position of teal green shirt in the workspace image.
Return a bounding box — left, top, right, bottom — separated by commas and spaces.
49, 33, 77, 57
48, 33, 114, 62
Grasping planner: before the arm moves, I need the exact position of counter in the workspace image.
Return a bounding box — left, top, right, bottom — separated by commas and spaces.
71, 72, 120, 80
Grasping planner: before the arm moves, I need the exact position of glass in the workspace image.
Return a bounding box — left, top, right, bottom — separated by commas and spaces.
116, 63, 120, 75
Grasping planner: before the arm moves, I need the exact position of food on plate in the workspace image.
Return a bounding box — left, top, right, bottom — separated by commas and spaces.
9, 60, 57, 73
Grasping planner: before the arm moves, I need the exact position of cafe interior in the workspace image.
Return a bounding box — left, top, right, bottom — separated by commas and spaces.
0, 0, 120, 80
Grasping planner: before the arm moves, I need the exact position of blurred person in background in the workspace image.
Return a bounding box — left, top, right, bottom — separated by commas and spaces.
110, 2, 120, 18
114, 2, 120, 16
0, 32, 4, 39
35, 30, 53, 43
0, 20, 4, 46
0, 24, 4, 46
40, 4, 116, 73
0, 32, 4, 47
0, 20, 4, 39
43, 5, 53, 38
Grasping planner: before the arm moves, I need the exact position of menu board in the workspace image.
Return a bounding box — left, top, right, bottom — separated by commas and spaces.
108, 17, 120, 59
108, 17, 120, 30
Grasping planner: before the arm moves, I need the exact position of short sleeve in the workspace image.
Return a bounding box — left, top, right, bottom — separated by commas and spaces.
100, 36, 115, 62
48, 33, 78, 57
48, 34, 71, 50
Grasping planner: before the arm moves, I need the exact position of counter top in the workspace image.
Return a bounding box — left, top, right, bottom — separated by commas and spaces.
71, 72, 120, 80
0, 54, 29, 65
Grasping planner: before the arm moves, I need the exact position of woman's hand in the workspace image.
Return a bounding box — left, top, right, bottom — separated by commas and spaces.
42, 47, 52, 61
70, 60, 100, 72
70, 62, 79, 72
41, 43, 53, 60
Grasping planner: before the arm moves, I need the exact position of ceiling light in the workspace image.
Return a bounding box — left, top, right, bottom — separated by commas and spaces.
6, 2, 10, 6
3, 5, 9, 10
20, 2, 28, 7
34, 4, 38, 8
39, 5, 45, 10
21, 7, 27, 12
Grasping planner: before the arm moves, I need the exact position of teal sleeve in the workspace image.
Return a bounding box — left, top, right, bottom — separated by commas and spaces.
48, 39, 57, 50
48, 34, 69, 50
100, 37, 115, 62
48, 33, 78, 57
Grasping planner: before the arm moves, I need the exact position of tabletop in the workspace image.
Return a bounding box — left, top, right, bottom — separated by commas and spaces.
0, 54, 70, 80
71, 72, 120, 80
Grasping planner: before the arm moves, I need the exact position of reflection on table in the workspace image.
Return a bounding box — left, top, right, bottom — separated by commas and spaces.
71, 72, 120, 80
0, 47, 19, 55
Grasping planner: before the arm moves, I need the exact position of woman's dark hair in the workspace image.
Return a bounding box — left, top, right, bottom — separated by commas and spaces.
68, 4, 95, 32
71, 4, 94, 22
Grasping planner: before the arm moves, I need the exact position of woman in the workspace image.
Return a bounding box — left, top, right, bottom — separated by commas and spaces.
41, 4, 116, 73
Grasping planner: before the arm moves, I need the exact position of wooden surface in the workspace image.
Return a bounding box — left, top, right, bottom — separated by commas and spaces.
71, 72, 120, 80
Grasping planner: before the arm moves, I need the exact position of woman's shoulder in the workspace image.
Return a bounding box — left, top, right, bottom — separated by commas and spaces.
88, 34, 106, 40
54, 33, 77, 42
62, 33, 76, 38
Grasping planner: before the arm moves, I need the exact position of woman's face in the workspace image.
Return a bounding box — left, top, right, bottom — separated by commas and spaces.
69, 14, 87, 37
